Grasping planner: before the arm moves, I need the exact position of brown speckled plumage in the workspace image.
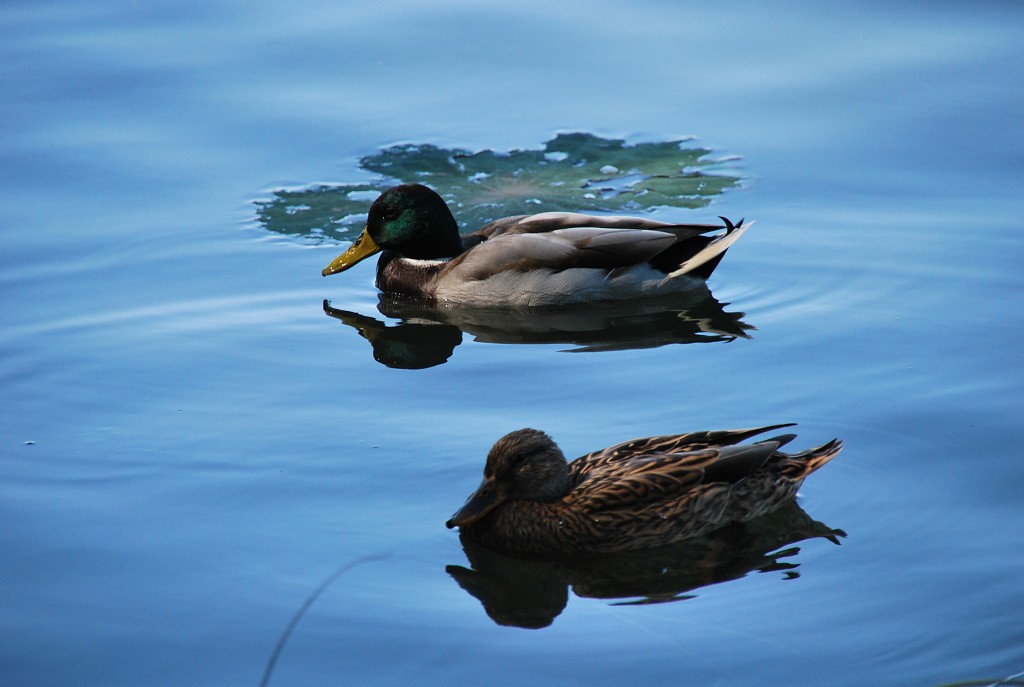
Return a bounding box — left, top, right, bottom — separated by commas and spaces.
447, 425, 843, 554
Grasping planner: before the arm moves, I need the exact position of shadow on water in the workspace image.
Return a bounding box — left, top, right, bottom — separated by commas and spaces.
446, 501, 845, 629
323, 286, 753, 369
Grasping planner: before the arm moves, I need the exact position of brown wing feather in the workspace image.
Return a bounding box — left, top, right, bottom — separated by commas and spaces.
569, 424, 796, 477
566, 450, 715, 513
566, 440, 780, 515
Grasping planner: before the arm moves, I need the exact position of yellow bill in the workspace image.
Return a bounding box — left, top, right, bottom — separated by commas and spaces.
322, 227, 381, 276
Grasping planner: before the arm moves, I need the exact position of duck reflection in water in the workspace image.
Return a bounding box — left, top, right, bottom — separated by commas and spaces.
323, 285, 752, 369
448, 501, 845, 629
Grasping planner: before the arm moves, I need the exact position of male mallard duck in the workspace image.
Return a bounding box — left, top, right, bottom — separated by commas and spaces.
322, 184, 750, 306
446, 425, 842, 554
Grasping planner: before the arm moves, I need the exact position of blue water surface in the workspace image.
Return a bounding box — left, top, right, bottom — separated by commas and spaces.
2, 1, 1023, 686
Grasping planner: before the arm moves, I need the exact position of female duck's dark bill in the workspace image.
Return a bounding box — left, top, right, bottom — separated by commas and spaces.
446, 476, 503, 528
322, 228, 381, 277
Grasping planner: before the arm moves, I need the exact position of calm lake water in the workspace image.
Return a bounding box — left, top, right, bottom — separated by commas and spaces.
2, 1, 1023, 686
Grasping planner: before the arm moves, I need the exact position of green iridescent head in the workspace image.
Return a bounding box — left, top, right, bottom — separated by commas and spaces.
322, 184, 462, 277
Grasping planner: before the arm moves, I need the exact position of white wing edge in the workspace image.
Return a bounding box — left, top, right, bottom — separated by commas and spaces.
667, 220, 754, 278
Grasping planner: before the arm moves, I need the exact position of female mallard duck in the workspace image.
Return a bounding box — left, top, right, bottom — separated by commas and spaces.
447, 425, 842, 554
322, 184, 750, 306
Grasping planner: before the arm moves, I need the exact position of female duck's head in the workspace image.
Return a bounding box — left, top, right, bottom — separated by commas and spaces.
446, 429, 570, 528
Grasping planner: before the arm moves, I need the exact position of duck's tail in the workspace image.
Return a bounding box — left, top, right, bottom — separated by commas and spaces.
666, 217, 753, 280
774, 438, 844, 480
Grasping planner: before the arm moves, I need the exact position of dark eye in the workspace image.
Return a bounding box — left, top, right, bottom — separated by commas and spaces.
382, 206, 400, 221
